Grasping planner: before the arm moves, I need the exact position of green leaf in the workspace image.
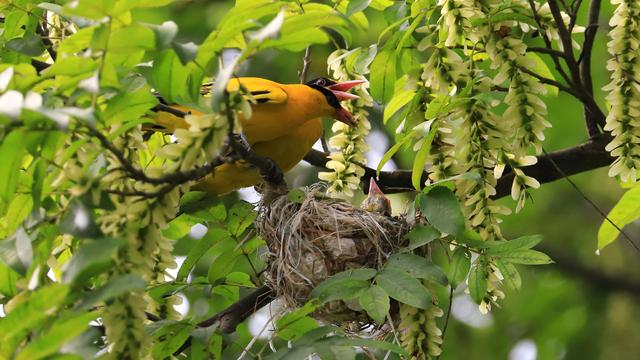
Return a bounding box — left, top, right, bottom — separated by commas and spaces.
468, 261, 488, 304
44, 57, 97, 77
387, 253, 448, 285
15, 311, 97, 360
494, 259, 521, 290
406, 224, 442, 250
315, 279, 370, 302
383, 89, 416, 123
420, 186, 465, 236
524, 52, 558, 96
249, 10, 285, 42
0, 284, 70, 347
0, 225, 33, 275
498, 249, 553, 265
448, 247, 471, 288
359, 285, 389, 323
485, 234, 543, 255
62, 0, 117, 20
2, 195, 33, 240
30, 159, 46, 211
262, 28, 329, 52
347, 0, 372, 17
102, 85, 158, 124
412, 125, 438, 190
207, 239, 240, 284
370, 47, 396, 103
163, 214, 196, 240
180, 196, 226, 222
62, 238, 123, 285
6, 34, 46, 57
375, 268, 431, 309
276, 302, 320, 341
598, 186, 640, 250
140, 50, 203, 103
319, 336, 408, 357
0, 262, 19, 297
151, 321, 196, 359
178, 228, 230, 281
377, 130, 417, 176
310, 268, 377, 298
0, 130, 26, 213
227, 201, 256, 236
109, 24, 155, 53
76, 274, 146, 311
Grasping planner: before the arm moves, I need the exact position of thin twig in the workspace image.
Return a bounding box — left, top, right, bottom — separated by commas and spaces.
527, 47, 567, 59
526, 0, 573, 85
438, 287, 455, 353
548, 0, 582, 83
299, 46, 312, 83
516, 66, 581, 98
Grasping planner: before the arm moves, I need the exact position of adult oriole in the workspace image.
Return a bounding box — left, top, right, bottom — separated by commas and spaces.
152, 77, 364, 194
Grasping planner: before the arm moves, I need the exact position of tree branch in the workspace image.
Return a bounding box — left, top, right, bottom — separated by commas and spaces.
580, 0, 604, 136
304, 134, 614, 198
548, 0, 582, 83
526, 0, 573, 85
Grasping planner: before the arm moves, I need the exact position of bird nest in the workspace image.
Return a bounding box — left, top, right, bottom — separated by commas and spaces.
256, 185, 410, 326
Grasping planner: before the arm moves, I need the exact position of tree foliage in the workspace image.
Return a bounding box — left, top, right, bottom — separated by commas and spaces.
0, 0, 638, 359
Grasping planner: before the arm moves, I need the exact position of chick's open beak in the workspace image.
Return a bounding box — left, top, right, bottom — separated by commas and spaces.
328, 80, 367, 101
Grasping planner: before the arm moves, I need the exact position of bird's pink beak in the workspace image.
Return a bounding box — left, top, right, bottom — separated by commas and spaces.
369, 177, 385, 196
329, 80, 366, 127
328, 80, 366, 101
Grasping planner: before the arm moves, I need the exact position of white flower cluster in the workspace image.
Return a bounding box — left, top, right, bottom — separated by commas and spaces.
399, 303, 444, 359
318, 49, 373, 197
478, 262, 506, 314
603, 0, 640, 182
98, 115, 228, 356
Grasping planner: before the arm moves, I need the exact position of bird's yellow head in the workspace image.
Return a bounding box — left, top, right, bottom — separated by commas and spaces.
304, 77, 365, 127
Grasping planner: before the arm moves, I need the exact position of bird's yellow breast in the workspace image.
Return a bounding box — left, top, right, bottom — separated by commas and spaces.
194, 118, 323, 194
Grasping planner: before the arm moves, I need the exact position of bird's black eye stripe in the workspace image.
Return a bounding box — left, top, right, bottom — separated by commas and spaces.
255, 98, 269, 104
307, 84, 341, 109
305, 77, 336, 87
251, 90, 270, 95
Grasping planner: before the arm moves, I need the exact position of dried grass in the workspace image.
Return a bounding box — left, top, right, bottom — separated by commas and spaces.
256, 184, 410, 325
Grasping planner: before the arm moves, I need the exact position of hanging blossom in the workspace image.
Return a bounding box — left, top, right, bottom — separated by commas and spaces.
535, 2, 586, 51
603, 0, 640, 182
98, 113, 227, 357
478, 262, 506, 314
399, 303, 444, 359
319, 49, 373, 197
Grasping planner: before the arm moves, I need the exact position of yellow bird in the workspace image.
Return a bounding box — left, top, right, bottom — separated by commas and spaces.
152, 77, 365, 194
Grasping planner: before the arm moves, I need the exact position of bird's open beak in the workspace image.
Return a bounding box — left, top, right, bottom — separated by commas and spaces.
369, 177, 385, 196
329, 80, 366, 127
328, 80, 366, 101
335, 107, 356, 127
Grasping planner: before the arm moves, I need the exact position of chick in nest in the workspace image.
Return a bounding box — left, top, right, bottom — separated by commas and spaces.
360, 178, 392, 216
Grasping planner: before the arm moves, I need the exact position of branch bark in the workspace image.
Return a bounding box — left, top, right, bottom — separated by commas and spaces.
304, 133, 614, 198
580, 0, 604, 136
